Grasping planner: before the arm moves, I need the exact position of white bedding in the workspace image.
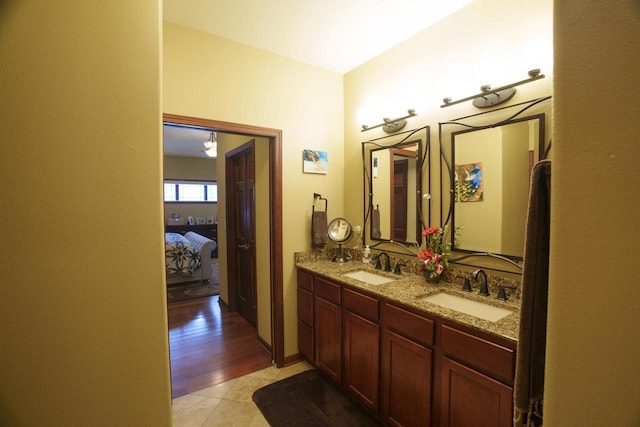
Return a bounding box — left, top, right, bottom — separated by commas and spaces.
165, 232, 201, 277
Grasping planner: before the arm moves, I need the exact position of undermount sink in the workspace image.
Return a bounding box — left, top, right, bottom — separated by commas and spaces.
342, 270, 395, 286
422, 292, 512, 322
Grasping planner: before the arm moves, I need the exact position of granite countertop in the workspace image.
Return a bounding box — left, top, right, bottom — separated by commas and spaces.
296, 259, 521, 344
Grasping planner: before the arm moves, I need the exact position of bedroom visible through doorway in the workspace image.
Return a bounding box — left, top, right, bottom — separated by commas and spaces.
162, 113, 284, 397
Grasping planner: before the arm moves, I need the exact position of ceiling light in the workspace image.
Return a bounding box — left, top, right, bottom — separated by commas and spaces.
203, 131, 217, 158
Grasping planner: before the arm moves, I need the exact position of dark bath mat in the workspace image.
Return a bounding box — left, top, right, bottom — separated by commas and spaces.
252, 369, 383, 427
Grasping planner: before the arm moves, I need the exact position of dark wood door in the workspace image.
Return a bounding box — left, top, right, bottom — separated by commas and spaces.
439, 357, 512, 427
381, 329, 433, 427
343, 310, 380, 412
226, 142, 257, 326
392, 159, 408, 241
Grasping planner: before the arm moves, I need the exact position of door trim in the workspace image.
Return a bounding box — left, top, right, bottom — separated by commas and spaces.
162, 113, 284, 367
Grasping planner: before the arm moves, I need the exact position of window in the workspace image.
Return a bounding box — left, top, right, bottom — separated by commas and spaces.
164, 180, 217, 203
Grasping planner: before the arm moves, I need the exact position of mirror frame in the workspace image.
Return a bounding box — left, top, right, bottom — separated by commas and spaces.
439, 97, 551, 269
362, 126, 430, 250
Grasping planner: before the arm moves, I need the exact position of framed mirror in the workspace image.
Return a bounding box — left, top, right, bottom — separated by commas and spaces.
440, 97, 551, 265
362, 126, 429, 249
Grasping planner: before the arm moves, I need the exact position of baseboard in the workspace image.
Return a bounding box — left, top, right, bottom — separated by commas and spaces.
218, 296, 229, 310
257, 335, 272, 354
283, 352, 307, 366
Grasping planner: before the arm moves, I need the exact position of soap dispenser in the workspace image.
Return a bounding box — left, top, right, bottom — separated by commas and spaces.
362, 245, 371, 264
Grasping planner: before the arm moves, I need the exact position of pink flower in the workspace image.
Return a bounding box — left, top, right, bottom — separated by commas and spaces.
417, 224, 456, 277
422, 226, 440, 237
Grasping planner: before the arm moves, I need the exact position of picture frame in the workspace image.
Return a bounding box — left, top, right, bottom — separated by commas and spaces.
188, 216, 194, 225
303, 149, 328, 174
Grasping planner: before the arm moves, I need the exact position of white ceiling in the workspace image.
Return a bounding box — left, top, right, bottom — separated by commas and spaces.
163, 125, 216, 158
162, 0, 473, 74
162, 0, 474, 157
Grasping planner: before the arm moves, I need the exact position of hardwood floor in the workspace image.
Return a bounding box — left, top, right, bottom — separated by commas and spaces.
168, 295, 272, 399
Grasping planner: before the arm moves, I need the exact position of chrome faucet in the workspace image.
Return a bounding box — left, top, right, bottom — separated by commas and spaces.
375, 252, 392, 272
473, 269, 490, 296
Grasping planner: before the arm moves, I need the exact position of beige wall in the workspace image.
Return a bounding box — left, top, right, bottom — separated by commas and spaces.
545, 1, 640, 425
0, 1, 171, 426
163, 155, 218, 220
344, 0, 553, 233
163, 21, 345, 357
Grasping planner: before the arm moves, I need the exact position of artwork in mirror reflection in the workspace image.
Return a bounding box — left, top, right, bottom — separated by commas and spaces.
451, 116, 543, 258
455, 162, 484, 202
371, 141, 421, 244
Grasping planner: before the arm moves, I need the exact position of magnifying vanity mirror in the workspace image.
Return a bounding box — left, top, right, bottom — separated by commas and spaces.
362, 126, 429, 249
328, 217, 353, 263
440, 97, 551, 265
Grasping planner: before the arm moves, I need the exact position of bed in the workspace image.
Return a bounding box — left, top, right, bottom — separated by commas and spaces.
165, 231, 217, 285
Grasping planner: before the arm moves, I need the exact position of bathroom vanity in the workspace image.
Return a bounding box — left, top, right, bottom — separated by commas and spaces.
296, 260, 519, 427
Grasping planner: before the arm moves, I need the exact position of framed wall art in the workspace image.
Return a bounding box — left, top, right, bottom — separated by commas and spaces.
303, 149, 328, 174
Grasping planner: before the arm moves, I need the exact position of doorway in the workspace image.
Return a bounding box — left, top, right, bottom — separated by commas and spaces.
163, 113, 284, 370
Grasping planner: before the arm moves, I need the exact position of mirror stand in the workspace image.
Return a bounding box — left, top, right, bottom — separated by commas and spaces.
332, 243, 348, 263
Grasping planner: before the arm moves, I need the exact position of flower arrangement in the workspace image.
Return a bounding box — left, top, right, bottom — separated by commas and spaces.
417, 225, 456, 281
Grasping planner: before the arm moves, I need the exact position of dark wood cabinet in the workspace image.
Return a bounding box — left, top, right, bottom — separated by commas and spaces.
438, 324, 515, 427
439, 357, 512, 427
381, 302, 434, 427
314, 277, 342, 383
297, 270, 314, 362
343, 288, 380, 412
295, 268, 517, 427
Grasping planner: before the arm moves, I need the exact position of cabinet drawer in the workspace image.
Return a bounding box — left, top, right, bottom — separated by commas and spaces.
314, 277, 341, 305
297, 287, 313, 326
382, 303, 434, 347
343, 288, 379, 322
297, 269, 313, 291
441, 324, 515, 384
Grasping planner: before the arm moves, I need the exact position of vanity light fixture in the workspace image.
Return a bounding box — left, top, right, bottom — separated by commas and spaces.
202, 131, 217, 157
441, 69, 545, 108
361, 109, 417, 133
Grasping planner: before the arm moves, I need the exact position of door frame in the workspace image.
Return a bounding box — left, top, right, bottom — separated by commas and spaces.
163, 113, 284, 367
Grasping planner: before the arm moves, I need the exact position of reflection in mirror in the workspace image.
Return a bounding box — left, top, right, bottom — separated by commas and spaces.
363, 126, 429, 249
452, 118, 542, 257
440, 98, 550, 264
327, 217, 353, 263
371, 143, 419, 242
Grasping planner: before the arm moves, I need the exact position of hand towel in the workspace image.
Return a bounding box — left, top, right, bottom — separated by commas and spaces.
311, 211, 328, 249
514, 159, 551, 427
371, 208, 381, 239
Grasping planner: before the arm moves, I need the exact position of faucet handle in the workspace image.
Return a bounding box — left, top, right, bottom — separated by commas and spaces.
457, 275, 473, 292
374, 255, 382, 270
393, 262, 405, 275
496, 285, 517, 301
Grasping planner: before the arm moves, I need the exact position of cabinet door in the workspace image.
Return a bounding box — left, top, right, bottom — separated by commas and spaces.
343, 310, 379, 412
297, 287, 314, 361
440, 357, 512, 427
314, 297, 342, 382
381, 329, 433, 427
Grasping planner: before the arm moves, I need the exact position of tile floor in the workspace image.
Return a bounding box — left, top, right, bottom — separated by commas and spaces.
172, 360, 314, 427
